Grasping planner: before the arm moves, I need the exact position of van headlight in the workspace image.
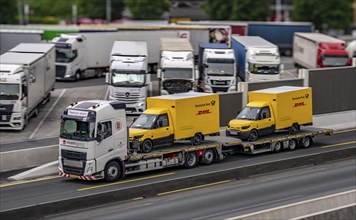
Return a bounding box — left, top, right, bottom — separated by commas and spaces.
134, 134, 144, 139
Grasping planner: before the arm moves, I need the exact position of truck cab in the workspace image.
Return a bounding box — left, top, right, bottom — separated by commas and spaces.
58, 100, 128, 181
317, 42, 350, 68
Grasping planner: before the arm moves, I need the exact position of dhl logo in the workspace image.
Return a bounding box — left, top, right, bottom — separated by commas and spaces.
294, 102, 306, 107
196, 109, 211, 115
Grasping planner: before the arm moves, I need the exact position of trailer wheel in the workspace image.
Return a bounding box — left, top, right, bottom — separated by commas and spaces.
141, 139, 153, 153
289, 123, 299, 135
201, 149, 215, 165
301, 136, 312, 148
191, 133, 203, 146
289, 139, 297, 151
248, 130, 258, 142
184, 152, 198, 168
273, 141, 282, 153
104, 161, 121, 182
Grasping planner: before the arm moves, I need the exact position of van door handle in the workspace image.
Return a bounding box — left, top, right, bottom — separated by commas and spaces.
108, 148, 113, 152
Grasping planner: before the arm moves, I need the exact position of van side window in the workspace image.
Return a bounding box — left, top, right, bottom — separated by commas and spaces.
157, 114, 169, 128
97, 121, 112, 139
260, 107, 271, 119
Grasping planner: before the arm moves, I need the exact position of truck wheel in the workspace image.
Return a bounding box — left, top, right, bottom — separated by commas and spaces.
191, 133, 203, 146
289, 123, 299, 135
104, 161, 121, 182
248, 130, 258, 142
301, 136, 312, 148
184, 152, 198, 168
273, 141, 282, 153
95, 69, 103, 78
201, 149, 215, 165
289, 139, 297, 151
75, 70, 81, 81
141, 139, 153, 153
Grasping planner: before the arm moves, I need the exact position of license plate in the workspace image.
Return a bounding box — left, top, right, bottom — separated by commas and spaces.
70, 174, 78, 178
63, 159, 82, 168
229, 131, 238, 135
2, 115, 6, 121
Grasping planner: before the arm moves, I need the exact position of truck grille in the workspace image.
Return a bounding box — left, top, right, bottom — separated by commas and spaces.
113, 92, 141, 103
63, 166, 84, 176
61, 149, 86, 160
56, 65, 66, 78
163, 79, 193, 94
212, 87, 229, 93
211, 80, 229, 86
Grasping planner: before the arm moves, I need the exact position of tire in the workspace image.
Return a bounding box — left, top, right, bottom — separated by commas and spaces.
191, 133, 203, 146
184, 152, 198, 168
301, 136, 312, 148
273, 141, 282, 153
141, 139, 153, 153
95, 69, 103, 78
74, 70, 81, 81
201, 149, 215, 165
104, 161, 121, 182
33, 107, 39, 118
248, 130, 258, 142
289, 123, 299, 135
289, 139, 297, 151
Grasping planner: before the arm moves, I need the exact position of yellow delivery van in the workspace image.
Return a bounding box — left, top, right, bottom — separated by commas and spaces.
226, 86, 313, 141
130, 92, 220, 153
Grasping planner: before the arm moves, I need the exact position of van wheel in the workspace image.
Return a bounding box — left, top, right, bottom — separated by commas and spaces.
191, 133, 203, 146
104, 161, 121, 182
289, 123, 299, 135
201, 149, 215, 165
185, 152, 198, 168
301, 136, 312, 148
248, 130, 258, 142
289, 139, 297, 151
273, 141, 282, 152
141, 139, 153, 153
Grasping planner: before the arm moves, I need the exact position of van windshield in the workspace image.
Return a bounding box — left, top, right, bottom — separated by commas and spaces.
237, 106, 261, 120
60, 119, 95, 141
131, 114, 157, 129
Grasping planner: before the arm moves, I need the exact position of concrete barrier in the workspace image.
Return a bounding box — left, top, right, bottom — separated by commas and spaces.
0, 145, 58, 172
1, 147, 355, 220
225, 190, 356, 220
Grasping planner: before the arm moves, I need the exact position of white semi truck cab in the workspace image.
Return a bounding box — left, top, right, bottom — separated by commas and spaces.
158, 38, 198, 95
58, 100, 128, 181
106, 41, 149, 114
202, 48, 236, 93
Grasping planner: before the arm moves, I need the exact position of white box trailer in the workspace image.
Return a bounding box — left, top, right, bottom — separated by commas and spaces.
0, 43, 55, 130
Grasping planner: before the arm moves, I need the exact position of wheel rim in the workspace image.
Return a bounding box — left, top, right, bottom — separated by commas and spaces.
303, 137, 310, 147
204, 150, 214, 163
142, 141, 152, 152
290, 124, 298, 134
187, 153, 197, 166
289, 139, 296, 150
274, 141, 281, 152
249, 130, 258, 141
107, 166, 118, 179
193, 134, 202, 145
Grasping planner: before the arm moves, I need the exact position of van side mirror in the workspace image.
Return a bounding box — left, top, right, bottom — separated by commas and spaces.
105, 72, 112, 84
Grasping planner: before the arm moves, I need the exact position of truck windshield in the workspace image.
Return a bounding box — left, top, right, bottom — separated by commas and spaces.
0, 84, 19, 100
322, 55, 349, 67
131, 114, 157, 129
56, 48, 77, 63
207, 63, 234, 76
164, 68, 193, 79
60, 119, 95, 141
111, 72, 145, 87
237, 106, 261, 120
249, 64, 279, 75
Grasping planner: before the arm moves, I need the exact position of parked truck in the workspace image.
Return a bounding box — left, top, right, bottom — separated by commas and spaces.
130, 92, 220, 153
0, 43, 55, 130
198, 43, 237, 93
157, 38, 198, 95
226, 86, 313, 141
232, 36, 281, 82
105, 41, 149, 114
247, 22, 313, 56
293, 32, 351, 69
58, 96, 332, 182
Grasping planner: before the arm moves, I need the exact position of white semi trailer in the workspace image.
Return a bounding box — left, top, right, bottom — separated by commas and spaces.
106, 41, 149, 114
0, 43, 55, 130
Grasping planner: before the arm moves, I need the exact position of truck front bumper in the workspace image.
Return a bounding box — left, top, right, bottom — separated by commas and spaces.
0, 113, 24, 130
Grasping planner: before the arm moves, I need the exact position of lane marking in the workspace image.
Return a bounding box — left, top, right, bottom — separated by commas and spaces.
0, 175, 61, 188
78, 172, 175, 191
29, 89, 66, 139
1, 145, 57, 154
132, 197, 144, 201
321, 141, 356, 149
333, 128, 356, 134
158, 180, 231, 196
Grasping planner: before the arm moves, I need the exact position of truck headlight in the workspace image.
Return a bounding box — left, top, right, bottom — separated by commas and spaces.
137, 101, 145, 107
241, 125, 250, 130
13, 117, 21, 120
86, 161, 94, 175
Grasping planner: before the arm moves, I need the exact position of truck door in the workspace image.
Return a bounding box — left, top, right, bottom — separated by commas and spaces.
257, 107, 275, 135
152, 113, 173, 145
95, 121, 115, 169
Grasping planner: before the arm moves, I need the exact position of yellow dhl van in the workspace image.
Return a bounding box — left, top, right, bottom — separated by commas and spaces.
129, 92, 220, 152
226, 86, 313, 141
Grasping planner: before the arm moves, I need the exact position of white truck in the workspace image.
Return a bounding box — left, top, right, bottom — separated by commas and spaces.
58, 99, 332, 182
0, 43, 55, 130
198, 43, 237, 93
232, 36, 282, 81
157, 38, 198, 95
106, 41, 149, 114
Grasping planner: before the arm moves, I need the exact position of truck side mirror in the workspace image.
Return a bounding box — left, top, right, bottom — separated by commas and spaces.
204, 64, 209, 68
145, 73, 151, 86
157, 69, 162, 79
195, 69, 199, 80
105, 72, 112, 84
